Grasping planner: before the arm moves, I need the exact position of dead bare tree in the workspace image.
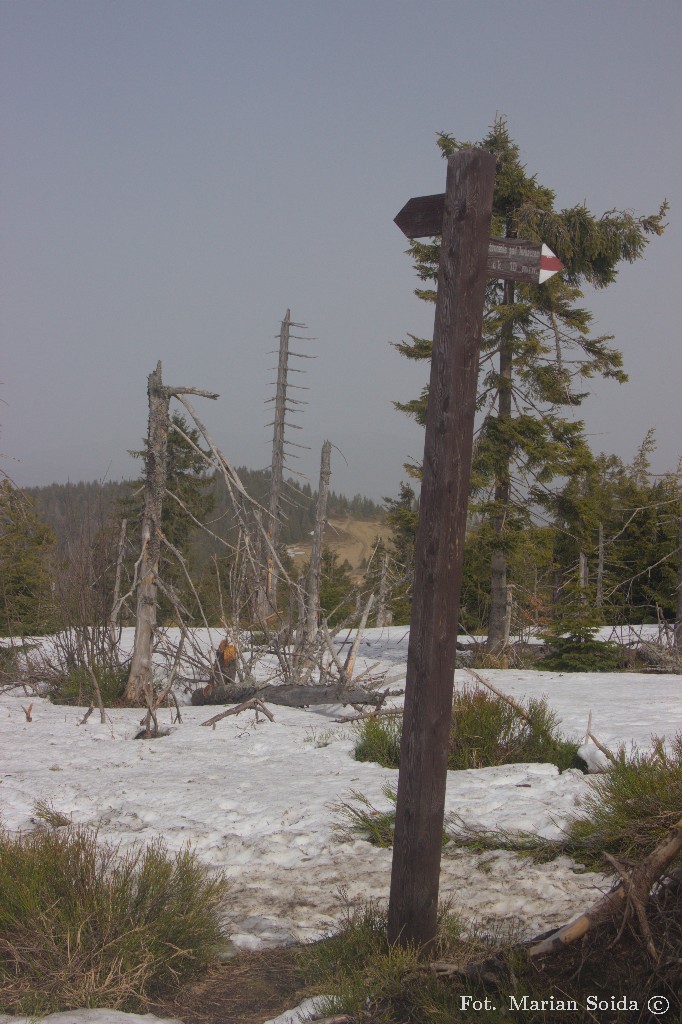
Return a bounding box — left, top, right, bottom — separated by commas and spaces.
375, 551, 390, 628
671, 503, 675, 647
259, 310, 314, 619
108, 517, 127, 643
124, 362, 218, 705
306, 440, 332, 643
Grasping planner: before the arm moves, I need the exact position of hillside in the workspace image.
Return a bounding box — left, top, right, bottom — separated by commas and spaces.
287, 515, 391, 575
24, 473, 387, 561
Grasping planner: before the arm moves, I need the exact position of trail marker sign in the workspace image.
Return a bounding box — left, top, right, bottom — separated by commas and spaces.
394, 193, 564, 284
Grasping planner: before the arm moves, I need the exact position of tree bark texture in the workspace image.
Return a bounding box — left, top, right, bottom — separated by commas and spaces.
387, 150, 496, 948
125, 363, 170, 704
261, 309, 291, 617
596, 523, 604, 607
671, 509, 675, 647
487, 280, 514, 651
306, 440, 331, 641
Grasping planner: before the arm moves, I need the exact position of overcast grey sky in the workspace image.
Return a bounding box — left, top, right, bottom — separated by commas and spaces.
2, 0, 680, 500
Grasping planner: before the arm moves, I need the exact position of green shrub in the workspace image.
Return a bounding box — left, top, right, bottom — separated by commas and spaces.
541, 623, 625, 672
354, 714, 402, 767
564, 733, 682, 870
423, 733, 682, 872
46, 664, 129, 706
0, 643, 18, 678
354, 688, 580, 773
449, 689, 579, 772
299, 893, 678, 1023
0, 823, 229, 1014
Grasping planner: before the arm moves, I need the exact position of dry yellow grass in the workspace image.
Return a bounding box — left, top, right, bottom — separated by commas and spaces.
286, 516, 391, 577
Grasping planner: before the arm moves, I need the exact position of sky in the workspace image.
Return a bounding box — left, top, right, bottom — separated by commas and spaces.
1, 0, 680, 501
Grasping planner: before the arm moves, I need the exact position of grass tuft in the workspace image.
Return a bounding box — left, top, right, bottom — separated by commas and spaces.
33, 799, 72, 828
299, 891, 681, 1023
354, 686, 580, 773
339, 734, 682, 878
298, 895, 468, 1023
0, 823, 230, 1014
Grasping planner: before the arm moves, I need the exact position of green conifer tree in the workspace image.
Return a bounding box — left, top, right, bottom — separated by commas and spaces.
0, 481, 55, 636
122, 411, 216, 620
394, 117, 666, 646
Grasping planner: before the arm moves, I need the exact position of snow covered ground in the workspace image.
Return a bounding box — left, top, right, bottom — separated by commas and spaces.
1, 626, 680, 1022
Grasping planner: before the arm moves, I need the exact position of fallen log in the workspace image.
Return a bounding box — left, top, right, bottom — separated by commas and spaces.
191, 681, 387, 708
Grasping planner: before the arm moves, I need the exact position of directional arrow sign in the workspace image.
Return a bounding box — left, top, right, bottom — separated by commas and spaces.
395, 193, 564, 284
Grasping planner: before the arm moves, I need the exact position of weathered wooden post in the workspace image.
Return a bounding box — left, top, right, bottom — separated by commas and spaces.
388, 154, 565, 947
387, 150, 496, 947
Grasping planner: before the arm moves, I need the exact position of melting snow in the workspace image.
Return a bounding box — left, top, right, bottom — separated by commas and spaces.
1, 626, 680, 1022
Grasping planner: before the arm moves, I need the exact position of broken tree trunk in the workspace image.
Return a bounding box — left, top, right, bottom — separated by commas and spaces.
342, 591, 375, 683
306, 440, 332, 641
486, 280, 514, 654
108, 517, 127, 645
596, 523, 604, 608
124, 362, 218, 704
671, 503, 675, 647
375, 552, 390, 629
125, 364, 171, 705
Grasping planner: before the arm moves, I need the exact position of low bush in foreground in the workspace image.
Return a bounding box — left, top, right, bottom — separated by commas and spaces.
299, 894, 680, 1023
446, 733, 682, 873
0, 823, 229, 1014
299, 897, 471, 1022
354, 687, 580, 773
564, 733, 682, 870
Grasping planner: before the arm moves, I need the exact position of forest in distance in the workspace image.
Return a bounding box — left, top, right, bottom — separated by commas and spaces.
2, 423, 680, 645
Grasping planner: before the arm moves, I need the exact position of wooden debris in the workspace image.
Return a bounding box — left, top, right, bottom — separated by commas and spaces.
586, 730, 619, 766
467, 669, 531, 722
191, 681, 386, 709
529, 816, 682, 958
78, 705, 94, 726
200, 697, 275, 727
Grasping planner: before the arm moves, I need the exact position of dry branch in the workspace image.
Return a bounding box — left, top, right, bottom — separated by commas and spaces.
78, 704, 94, 726
586, 731, 619, 766
200, 697, 275, 727
466, 669, 531, 722
529, 816, 682, 958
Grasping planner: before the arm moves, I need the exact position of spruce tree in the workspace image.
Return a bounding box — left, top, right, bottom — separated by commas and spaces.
552, 435, 680, 624
122, 411, 215, 620
394, 118, 666, 647
0, 481, 55, 636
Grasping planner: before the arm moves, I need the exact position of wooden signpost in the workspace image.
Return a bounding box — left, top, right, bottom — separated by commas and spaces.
387, 153, 563, 949
394, 193, 564, 284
